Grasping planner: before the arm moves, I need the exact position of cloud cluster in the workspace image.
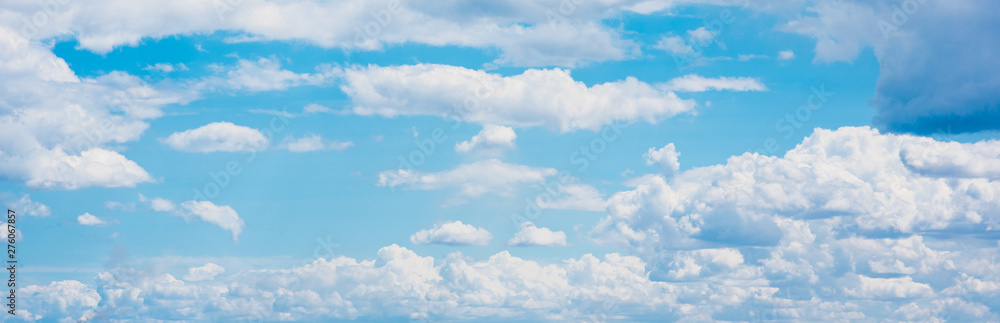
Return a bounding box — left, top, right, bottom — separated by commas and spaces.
589, 126, 1000, 320
18, 126, 1000, 321
0, 26, 187, 189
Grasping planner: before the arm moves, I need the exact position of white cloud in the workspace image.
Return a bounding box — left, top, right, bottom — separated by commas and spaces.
410, 221, 492, 246
143, 63, 188, 73
302, 103, 340, 115
342, 64, 696, 132
378, 159, 556, 200
645, 143, 681, 176
777, 50, 795, 60
2, 193, 51, 217
163, 122, 269, 153
455, 125, 516, 155
143, 196, 243, 242
198, 57, 338, 92
507, 222, 567, 247
0, 0, 672, 67
0, 27, 183, 190
659, 74, 767, 92
282, 134, 353, 152
77, 213, 110, 226
183, 263, 225, 282
535, 184, 605, 212
178, 201, 245, 242
23, 148, 154, 190
585, 126, 1000, 319
653, 35, 691, 54
738, 54, 768, 61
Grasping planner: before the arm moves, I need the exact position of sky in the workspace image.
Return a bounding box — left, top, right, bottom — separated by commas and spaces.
2, 0, 1000, 321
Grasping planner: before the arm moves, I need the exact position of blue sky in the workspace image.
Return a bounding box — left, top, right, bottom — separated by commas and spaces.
3, 0, 1000, 321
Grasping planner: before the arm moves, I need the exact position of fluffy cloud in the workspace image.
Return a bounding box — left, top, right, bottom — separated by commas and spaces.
455, 125, 516, 155
378, 159, 556, 200
588, 126, 1000, 320
183, 263, 225, 282
22, 245, 684, 321
659, 74, 767, 92
644, 143, 681, 176
342, 64, 696, 132
507, 222, 567, 247
77, 213, 110, 226
410, 221, 492, 246
2, 193, 50, 217
144, 196, 243, 242
0, 27, 183, 190
281, 134, 353, 152
163, 122, 269, 153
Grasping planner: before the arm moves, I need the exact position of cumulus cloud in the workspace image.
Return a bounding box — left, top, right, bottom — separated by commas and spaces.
507, 222, 567, 246
143, 196, 243, 242
659, 74, 767, 92
183, 263, 225, 282
0, 27, 182, 190
410, 221, 492, 246
342, 64, 696, 132
455, 125, 516, 155
645, 143, 681, 176
23, 245, 686, 321
77, 213, 110, 226
163, 122, 269, 153
281, 134, 353, 152
586, 126, 1000, 320
378, 159, 556, 201
2, 193, 50, 217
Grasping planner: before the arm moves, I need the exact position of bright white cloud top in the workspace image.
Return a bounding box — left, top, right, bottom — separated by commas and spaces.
507, 222, 568, 247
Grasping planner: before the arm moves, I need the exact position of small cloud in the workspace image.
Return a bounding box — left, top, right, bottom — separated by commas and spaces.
143, 63, 188, 73
778, 50, 795, 60
77, 213, 111, 226
455, 125, 516, 156
507, 222, 567, 247
660, 74, 767, 92
162, 122, 269, 153
410, 221, 492, 246
281, 134, 353, 152
738, 54, 768, 61
645, 143, 681, 177
104, 201, 136, 212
